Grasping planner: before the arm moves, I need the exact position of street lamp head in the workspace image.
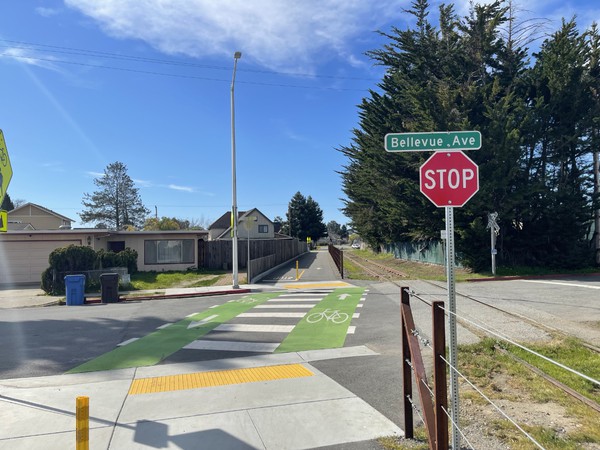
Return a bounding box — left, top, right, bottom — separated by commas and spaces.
234, 51, 242, 59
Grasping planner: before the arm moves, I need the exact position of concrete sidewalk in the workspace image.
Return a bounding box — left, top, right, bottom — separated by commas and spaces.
0, 284, 270, 309
0, 347, 403, 449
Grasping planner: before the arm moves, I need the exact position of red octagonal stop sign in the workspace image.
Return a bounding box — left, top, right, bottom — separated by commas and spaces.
420, 151, 479, 207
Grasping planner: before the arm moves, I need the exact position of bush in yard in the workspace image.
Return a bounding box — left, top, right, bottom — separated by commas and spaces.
41, 245, 138, 295
116, 248, 138, 274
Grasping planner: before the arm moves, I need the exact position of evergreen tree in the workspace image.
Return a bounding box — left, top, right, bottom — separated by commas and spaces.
340, 1, 595, 269
1, 192, 14, 211
79, 162, 150, 230
585, 23, 600, 265
286, 192, 327, 241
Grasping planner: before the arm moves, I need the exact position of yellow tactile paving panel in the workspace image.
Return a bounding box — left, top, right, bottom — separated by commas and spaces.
128, 364, 314, 395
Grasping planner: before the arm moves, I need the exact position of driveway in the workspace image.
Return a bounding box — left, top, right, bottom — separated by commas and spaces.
0, 285, 57, 308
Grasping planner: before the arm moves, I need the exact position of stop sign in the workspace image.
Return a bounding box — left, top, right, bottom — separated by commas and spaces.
420, 151, 479, 207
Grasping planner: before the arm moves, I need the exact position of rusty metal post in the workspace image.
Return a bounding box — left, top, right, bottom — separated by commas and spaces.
432, 301, 449, 450
401, 287, 414, 438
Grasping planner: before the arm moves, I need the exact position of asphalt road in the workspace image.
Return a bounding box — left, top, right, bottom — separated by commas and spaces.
2, 250, 600, 449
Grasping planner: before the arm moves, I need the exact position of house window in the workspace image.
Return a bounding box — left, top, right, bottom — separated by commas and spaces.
108, 241, 125, 252
144, 239, 194, 264
258, 225, 268, 233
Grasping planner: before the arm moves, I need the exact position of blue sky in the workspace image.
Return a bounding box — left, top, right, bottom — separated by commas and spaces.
1, 1, 599, 229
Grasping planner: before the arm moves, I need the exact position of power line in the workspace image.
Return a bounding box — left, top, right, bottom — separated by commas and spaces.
0, 52, 370, 92
0, 38, 379, 82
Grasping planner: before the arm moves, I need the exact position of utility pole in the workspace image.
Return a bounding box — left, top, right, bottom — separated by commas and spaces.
230, 51, 242, 289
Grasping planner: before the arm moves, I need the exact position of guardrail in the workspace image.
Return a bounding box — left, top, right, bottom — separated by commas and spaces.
328, 244, 343, 278
401, 286, 448, 449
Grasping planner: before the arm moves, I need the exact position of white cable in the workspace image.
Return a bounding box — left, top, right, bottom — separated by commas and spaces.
406, 395, 426, 425
440, 355, 546, 450
420, 377, 434, 398
440, 404, 475, 450
438, 305, 600, 387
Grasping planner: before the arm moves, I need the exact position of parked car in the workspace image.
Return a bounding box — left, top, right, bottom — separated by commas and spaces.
351, 242, 360, 249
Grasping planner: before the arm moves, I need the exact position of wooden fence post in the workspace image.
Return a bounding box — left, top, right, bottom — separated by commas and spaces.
432, 301, 448, 450
401, 287, 414, 439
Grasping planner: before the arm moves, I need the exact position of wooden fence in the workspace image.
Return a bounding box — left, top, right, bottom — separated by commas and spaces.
328, 244, 343, 278
401, 286, 448, 449
199, 238, 307, 275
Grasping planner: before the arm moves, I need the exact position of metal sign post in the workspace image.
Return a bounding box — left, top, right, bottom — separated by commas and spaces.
487, 212, 500, 276
386, 130, 481, 450
445, 206, 460, 449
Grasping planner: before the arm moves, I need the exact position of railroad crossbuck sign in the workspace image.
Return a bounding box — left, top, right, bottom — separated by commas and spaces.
419, 151, 479, 207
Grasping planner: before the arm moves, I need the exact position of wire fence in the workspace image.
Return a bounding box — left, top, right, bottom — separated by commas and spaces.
404, 287, 600, 449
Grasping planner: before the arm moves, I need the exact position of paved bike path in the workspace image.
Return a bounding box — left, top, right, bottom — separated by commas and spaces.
68, 287, 366, 374
276, 287, 364, 353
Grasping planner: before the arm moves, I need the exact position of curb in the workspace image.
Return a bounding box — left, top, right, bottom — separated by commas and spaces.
466, 272, 600, 282
81, 288, 253, 305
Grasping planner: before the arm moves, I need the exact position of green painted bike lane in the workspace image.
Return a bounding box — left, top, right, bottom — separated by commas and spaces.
67, 292, 281, 373
275, 287, 365, 353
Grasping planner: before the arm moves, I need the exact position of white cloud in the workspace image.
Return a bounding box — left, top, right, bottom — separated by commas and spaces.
64, 0, 405, 72
167, 184, 194, 192
35, 7, 60, 17
0, 47, 62, 72
133, 178, 153, 187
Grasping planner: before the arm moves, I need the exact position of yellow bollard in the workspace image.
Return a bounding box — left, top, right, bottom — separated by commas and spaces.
296, 260, 299, 280
76, 396, 89, 450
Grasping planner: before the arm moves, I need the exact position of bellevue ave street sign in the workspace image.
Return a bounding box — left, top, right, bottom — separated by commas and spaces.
385, 131, 481, 152
420, 151, 479, 207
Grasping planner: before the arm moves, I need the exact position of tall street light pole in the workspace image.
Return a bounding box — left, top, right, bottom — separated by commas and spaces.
231, 51, 242, 289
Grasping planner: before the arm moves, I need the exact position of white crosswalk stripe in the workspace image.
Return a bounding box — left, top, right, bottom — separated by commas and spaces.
255, 304, 316, 309
238, 312, 307, 318
184, 290, 366, 353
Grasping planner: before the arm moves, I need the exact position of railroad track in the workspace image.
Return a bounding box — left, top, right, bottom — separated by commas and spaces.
343, 249, 600, 412
348, 251, 600, 354
344, 252, 408, 279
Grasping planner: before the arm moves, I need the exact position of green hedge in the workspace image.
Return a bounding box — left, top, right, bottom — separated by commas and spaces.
41, 245, 138, 295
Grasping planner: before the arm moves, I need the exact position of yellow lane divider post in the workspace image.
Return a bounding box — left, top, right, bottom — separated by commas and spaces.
296, 260, 299, 280
76, 396, 89, 450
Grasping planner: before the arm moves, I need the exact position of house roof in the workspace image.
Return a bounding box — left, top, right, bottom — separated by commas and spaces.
3, 229, 208, 236
7, 222, 35, 231
213, 208, 273, 240
208, 211, 246, 230
8, 202, 75, 222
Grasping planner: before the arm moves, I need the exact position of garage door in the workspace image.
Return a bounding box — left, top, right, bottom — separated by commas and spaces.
0, 240, 81, 284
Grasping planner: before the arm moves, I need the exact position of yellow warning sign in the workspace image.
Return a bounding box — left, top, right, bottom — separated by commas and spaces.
0, 130, 13, 207
0, 210, 7, 232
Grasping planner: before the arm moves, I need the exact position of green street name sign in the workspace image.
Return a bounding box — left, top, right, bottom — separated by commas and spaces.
385, 131, 481, 152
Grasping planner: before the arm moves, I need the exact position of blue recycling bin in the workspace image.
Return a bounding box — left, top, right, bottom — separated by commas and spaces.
64, 274, 86, 306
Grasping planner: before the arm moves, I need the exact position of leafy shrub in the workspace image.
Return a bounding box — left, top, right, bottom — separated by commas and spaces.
49, 245, 97, 273
40, 245, 138, 295
117, 248, 138, 274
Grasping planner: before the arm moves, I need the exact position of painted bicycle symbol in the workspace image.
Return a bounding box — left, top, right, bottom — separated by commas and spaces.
306, 308, 349, 324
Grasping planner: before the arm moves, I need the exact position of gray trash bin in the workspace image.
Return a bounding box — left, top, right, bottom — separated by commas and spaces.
64, 274, 86, 306
100, 273, 119, 303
